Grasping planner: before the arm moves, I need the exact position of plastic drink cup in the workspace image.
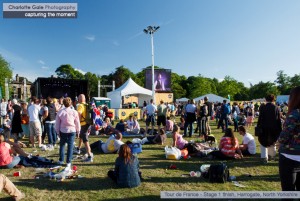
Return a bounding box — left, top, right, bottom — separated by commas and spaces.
73, 165, 77, 171
13, 171, 21, 177
190, 171, 196, 177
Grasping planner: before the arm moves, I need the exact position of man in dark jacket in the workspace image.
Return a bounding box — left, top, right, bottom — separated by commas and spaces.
257, 94, 282, 163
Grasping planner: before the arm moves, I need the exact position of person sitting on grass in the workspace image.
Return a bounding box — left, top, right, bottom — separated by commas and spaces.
115, 119, 126, 134
0, 133, 31, 169
101, 117, 113, 135
126, 116, 140, 134
0, 173, 25, 200
107, 144, 141, 188
90, 129, 124, 154
238, 125, 256, 156
141, 128, 167, 145
165, 116, 174, 132
172, 125, 188, 150
209, 128, 243, 160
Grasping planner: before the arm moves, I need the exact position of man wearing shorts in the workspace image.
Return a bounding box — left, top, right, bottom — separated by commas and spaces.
145, 99, 157, 135
28, 96, 42, 148
76, 94, 93, 162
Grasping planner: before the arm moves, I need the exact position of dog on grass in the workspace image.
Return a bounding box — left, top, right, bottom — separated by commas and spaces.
204, 134, 216, 146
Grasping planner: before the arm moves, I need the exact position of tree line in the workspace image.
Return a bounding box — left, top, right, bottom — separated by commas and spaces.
0, 54, 299, 101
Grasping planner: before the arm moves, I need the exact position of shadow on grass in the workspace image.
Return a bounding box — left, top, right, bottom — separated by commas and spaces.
14, 177, 117, 191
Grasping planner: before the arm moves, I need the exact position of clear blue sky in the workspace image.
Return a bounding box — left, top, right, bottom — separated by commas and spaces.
1, 0, 300, 87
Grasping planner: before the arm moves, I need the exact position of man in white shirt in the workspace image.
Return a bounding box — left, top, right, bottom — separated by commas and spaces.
27, 96, 42, 147
238, 125, 256, 156
145, 99, 157, 135
0, 99, 7, 127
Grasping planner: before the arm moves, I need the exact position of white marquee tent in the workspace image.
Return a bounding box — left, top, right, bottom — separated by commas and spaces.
194, 93, 230, 103
107, 78, 152, 108
175, 97, 189, 103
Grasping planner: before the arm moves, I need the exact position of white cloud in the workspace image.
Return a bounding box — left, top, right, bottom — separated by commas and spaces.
84, 35, 95, 42
75, 68, 86, 75
41, 66, 49, 69
127, 31, 143, 41
38, 60, 45, 65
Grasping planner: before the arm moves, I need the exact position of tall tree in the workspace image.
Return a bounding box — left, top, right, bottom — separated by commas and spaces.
55, 64, 84, 79
249, 81, 279, 99
109, 66, 136, 88
85, 72, 100, 99
275, 70, 291, 95
171, 73, 186, 100
0, 55, 13, 99
289, 74, 300, 90
217, 76, 241, 101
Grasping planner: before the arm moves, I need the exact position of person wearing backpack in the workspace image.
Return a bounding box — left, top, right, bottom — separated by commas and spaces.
219, 100, 231, 132
76, 94, 93, 162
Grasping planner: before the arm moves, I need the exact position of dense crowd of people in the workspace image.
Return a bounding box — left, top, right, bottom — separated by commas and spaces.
0, 86, 299, 198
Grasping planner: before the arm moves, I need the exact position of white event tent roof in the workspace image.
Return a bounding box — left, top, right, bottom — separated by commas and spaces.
194, 93, 230, 103
107, 78, 152, 108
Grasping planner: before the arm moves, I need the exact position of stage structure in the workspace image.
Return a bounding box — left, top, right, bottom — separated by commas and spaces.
31, 77, 88, 100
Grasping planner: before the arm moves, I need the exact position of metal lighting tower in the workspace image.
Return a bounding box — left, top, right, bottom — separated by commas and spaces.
144, 25, 160, 103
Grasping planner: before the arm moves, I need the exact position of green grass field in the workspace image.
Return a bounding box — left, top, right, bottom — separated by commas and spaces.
0, 119, 281, 201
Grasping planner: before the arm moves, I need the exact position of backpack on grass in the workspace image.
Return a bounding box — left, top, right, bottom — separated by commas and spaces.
208, 163, 229, 183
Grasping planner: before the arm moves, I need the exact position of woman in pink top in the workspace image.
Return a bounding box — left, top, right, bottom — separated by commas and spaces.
172, 125, 188, 150
55, 97, 80, 167
0, 134, 30, 169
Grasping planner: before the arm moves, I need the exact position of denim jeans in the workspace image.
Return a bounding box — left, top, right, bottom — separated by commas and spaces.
279, 153, 300, 191
59, 132, 75, 164
184, 121, 194, 137
6, 156, 21, 169
219, 115, 229, 131
45, 122, 56, 145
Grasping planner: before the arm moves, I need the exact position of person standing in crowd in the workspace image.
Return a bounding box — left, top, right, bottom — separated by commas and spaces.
184, 99, 197, 137
0, 174, 25, 200
257, 94, 282, 163
11, 99, 23, 142
55, 97, 80, 167
0, 99, 7, 127
39, 99, 47, 144
238, 126, 256, 156
278, 86, 300, 192
76, 94, 93, 162
145, 99, 157, 135
156, 100, 167, 131
108, 144, 141, 188
219, 100, 231, 132
43, 97, 57, 149
232, 102, 240, 132
6, 100, 12, 120
27, 97, 42, 148
20, 102, 29, 138
204, 96, 213, 135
